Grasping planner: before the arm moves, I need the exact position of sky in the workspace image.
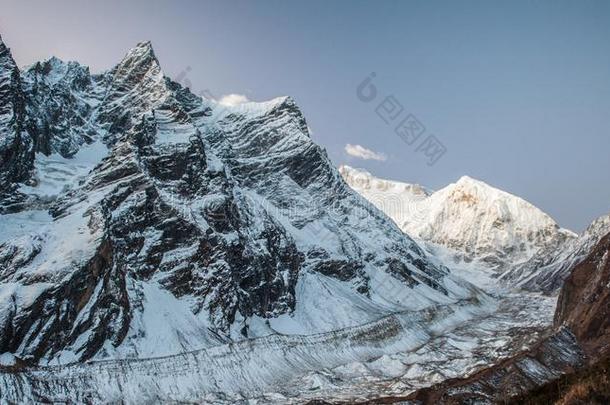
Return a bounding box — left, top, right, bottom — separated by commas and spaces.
1, 0, 609, 231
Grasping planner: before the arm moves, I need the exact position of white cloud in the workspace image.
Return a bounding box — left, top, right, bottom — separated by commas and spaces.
344, 144, 386, 161
218, 93, 250, 106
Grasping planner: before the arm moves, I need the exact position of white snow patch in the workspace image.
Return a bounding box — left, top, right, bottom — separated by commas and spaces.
0, 353, 17, 366
19, 140, 108, 199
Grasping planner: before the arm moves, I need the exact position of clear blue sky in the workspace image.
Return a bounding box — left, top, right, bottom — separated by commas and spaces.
1, 0, 609, 231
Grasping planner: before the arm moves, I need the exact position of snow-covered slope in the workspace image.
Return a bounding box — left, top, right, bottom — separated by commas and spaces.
340, 165, 576, 276
0, 37, 492, 401
502, 212, 610, 293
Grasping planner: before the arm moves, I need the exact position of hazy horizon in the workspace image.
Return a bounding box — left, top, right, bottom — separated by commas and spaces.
1, 0, 609, 231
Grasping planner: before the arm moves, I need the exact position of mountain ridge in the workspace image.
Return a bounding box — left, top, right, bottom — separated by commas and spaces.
339, 165, 576, 281
0, 37, 488, 380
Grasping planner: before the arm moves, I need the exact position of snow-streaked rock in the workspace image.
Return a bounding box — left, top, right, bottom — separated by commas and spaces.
0, 34, 33, 194
0, 37, 493, 403
21, 56, 105, 158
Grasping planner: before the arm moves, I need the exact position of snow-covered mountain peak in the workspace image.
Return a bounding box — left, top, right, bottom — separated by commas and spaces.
95, 41, 174, 143
341, 167, 576, 273
0, 37, 17, 71
23, 57, 92, 90
0, 39, 8, 57
338, 165, 429, 196
119, 40, 158, 66
434, 174, 571, 235
39, 55, 65, 68
445, 176, 516, 208
455, 174, 488, 188
0, 35, 10, 57
450, 175, 520, 201
34, 56, 71, 72
109, 40, 164, 90
215, 95, 291, 116
0, 34, 31, 192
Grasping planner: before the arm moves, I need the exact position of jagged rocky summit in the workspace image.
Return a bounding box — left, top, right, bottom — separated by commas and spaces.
0, 34, 488, 386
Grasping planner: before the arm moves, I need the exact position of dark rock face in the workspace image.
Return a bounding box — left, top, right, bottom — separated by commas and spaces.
0, 238, 130, 363
0, 37, 477, 367
21, 57, 103, 157
0, 35, 33, 193
506, 352, 610, 405
554, 232, 610, 356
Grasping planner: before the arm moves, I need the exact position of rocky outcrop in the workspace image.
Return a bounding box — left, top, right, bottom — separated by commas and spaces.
21, 56, 103, 157
554, 232, 610, 356
0, 35, 33, 194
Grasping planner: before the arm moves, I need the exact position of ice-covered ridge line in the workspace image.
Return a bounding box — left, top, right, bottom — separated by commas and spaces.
206, 96, 292, 122
196, 101, 451, 283
338, 164, 433, 239
0, 297, 491, 403
339, 165, 431, 196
